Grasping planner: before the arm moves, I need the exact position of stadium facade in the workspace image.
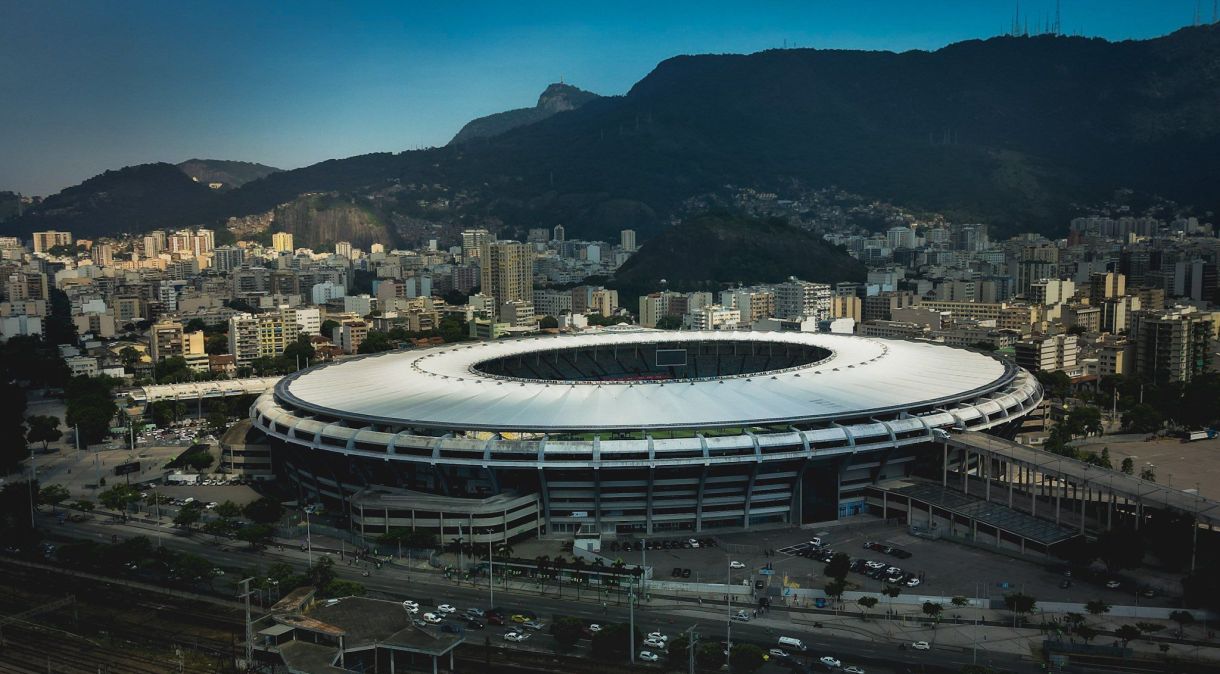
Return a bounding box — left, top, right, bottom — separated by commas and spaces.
251, 331, 1043, 542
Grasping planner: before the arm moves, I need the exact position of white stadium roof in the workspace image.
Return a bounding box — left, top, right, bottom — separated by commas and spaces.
277, 332, 1015, 432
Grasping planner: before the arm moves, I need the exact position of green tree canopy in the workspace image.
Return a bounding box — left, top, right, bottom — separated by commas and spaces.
244, 497, 285, 524
26, 415, 63, 450
728, 643, 766, 674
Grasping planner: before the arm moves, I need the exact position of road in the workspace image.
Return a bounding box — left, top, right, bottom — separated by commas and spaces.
31, 511, 1044, 673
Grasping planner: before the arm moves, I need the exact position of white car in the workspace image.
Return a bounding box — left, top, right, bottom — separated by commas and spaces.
808, 537, 823, 547
768, 648, 789, 658
1105, 580, 1121, 589
688, 538, 700, 548
504, 631, 528, 642
643, 637, 666, 650
904, 578, 921, 587
844, 666, 866, 674
729, 560, 746, 569
912, 641, 930, 651
588, 623, 603, 633
402, 601, 419, 613
437, 604, 456, 614
646, 632, 667, 642
865, 560, 886, 569
639, 651, 659, 662
422, 613, 442, 624
819, 656, 841, 668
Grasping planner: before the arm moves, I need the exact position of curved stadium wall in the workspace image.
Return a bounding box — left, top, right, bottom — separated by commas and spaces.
250, 331, 1042, 541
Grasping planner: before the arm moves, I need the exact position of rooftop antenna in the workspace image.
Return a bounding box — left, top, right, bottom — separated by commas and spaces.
1055, 0, 1062, 35
1195, 0, 1201, 25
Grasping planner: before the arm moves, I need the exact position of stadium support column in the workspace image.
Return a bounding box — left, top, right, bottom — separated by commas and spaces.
592, 436, 603, 536
645, 435, 656, 535
1007, 460, 1014, 508
696, 434, 710, 532
942, 440, 949, 487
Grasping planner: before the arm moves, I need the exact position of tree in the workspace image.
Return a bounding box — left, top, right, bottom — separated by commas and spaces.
824, 579, 847, 604
38, 484, 71, 513
922, 601, 943, 621
321, 579, 367, 598
1115, 624, 1141, 647
1169, 610, 1195, 638
237, 523, 275, 550
357, 331, 395, 354
309, 557, 337, 587
1003, 593, 1036, 626
214, 500, 242, 519
1135, 622, 1164, 635
951, 596, 969, 608
1122, 404, 1163, 434
64, 375, 119, 444
728, 643, 766, 674
1056, 536, 1097, 568
26, 415, 62, 450
244, 497, 284, 524
550, 616, 585, 649
1064, 612, 1086, 630
655, 316, 683, 330
72, 499, 94, 513
1075, 624, 1098, 643
173, 503, 203, 531
858, 595, 879, 617
695, 642, 725, 671
1096, 530, 1143, 572
824, 552, 851, 582
1121, 457, 1134, 475
99, 484, 141, 515
1139, 465, 1156, 482
1084, 599, 1111, 617
539, 315, 559, 330
590, 622, 639, 661
0, 384, 29, 473
321, 319, 340, 337
206, 408, 229, 435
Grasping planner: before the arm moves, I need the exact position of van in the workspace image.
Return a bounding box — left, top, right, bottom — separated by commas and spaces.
777, 636, 806, 651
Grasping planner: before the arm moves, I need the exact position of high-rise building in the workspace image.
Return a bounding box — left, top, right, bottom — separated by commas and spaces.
32, 230, 72, 253
228, 313, 300, 366
332, 319, 369, 353
90, 243, 114, 267
886, 226, 915, 250
1088, 272, 1126, 304
335, 241, 353, 259
480, 240, 533, 310
461, 229, 492, 263
620, 229, 637, 252
1132, 308, 1212, 383
552, 224, 565, 242
150, 321, 185, 362
272, 232, 295, 253
774, 279, 831, 321
1014, 334, 1079, 373
213, 245, 245, 272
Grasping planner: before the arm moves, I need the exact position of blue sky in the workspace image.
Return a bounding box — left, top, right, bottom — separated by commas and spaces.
0, 1, 1204, 196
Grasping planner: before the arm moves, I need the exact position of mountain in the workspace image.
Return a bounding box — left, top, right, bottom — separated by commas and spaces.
176, 159, 280, 189
10, 26, 1220, 243
613, 211, 866, 299
8, 163, 217, 237
449, 83, 601, 145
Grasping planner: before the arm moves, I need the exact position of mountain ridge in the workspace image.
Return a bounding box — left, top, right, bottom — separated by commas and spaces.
7, 26, 1220, 244
449, 82, 601, 145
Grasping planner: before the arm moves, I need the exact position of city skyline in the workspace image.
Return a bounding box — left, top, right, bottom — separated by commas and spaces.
0, 0, 1207, 196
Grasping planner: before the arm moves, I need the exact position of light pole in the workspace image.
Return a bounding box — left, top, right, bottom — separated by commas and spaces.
726, 557, 734, 674
304, 505, 314, 568
488, 536, 495, 609
685, 623, 699, 674
629, 587, 636, 665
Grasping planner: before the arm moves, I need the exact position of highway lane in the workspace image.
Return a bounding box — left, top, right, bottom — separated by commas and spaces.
34, 512, 1039, 673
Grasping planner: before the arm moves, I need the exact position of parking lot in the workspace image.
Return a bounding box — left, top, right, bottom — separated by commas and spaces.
606, 520, 1180, 608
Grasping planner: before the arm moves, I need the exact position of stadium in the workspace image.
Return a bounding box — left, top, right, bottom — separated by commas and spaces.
250, 331, 1043, 542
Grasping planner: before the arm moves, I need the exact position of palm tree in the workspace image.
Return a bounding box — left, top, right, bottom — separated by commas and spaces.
535, 555, 550, 593
571, 557, 588, 599
552, 556, 568, 598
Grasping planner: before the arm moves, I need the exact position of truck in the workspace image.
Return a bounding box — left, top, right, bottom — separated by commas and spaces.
1183, 430, 1213, 442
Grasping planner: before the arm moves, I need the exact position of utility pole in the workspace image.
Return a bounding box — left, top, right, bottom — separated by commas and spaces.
304, 505, 314, 568
488, 536, 494, 609
28, 445, 37, 528
239, 578, 254, 669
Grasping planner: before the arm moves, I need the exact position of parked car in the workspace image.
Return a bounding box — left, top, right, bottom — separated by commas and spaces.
422, 613, 442, 624
646, 632, 668, 643
819, 656, 841, 668
402, 601, 419, 614
588, 623, 603, 633
639, 651, 659, 662
503, 631, 527, 642
437, 604, 456, 614
912, 641, 930, 650
522, 620, 545, 631
844, 666, 866, 674
730, 560, 746, 569
768, 648, 789, 659
1105, 580, 1121, 589
644, 637, 667, 649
